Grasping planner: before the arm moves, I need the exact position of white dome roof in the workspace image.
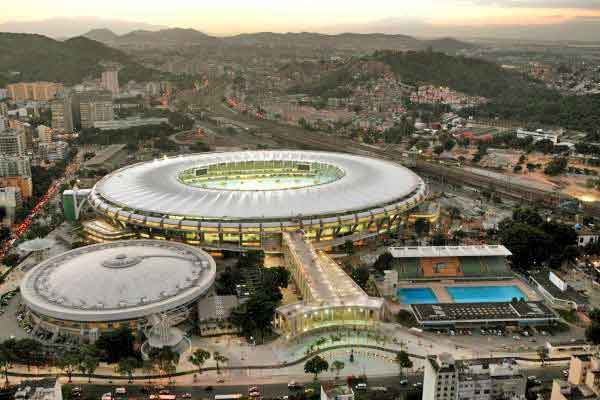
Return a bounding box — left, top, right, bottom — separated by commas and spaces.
20, 240, 216, 322
91, 150, 425, 221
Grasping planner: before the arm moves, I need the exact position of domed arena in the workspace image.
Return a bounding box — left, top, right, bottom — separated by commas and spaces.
84, 150, 427, 251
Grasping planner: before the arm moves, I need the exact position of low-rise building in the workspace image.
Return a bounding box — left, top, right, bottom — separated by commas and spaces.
530, 271, 588, 310
84, 144, 127, 171
550, 353, 600, 399
424, 353, 526, 400
93, 117, 169, 131
14, 379, 62, 400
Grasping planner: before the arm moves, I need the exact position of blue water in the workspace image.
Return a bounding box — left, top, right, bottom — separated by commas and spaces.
398, 288, 438, 304
446, 285, 527, 303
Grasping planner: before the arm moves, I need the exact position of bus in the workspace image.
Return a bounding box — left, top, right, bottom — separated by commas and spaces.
214, 395, 244, 400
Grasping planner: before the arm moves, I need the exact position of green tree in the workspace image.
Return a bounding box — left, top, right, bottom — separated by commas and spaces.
373, 252, 394, 274
395, 351, 413, 377
330, 360, 345, 379
116, 357, 138, 383
414, 218, 430, 237
149, 348, 179, 379
0, 344, 11, 385
304, 355, 329, 380
141, 360, 156, 384
94, 327, 136, 363
188, 348, 211, 375
212, 351, 228, 375
78, 346, 100, 383
351, 267, 370, 290
343, 240, 355, 255
57, 353, 80, 383
537, 347, 549, 367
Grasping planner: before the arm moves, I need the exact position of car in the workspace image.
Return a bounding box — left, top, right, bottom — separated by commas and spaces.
204, 386, 213, 392
217, 378, 225, 383
400, 380, 409, 386
527, 375, 537, 381
371, 386, 388, 392
513, 335, 521, 340
288, 381, 301, 390
114, 388, 127, 396
562, 369, 569, 377
413, 382, 423, 388
101, 393, 112, 400
159, 390, 170, 395
304, 388, 315, 395
248, 387, 260, 393
355, 383, 368, 391
182, 394, 192, 399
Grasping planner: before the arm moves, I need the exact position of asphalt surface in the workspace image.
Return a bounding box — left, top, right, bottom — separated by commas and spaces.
71, 365, 563, 400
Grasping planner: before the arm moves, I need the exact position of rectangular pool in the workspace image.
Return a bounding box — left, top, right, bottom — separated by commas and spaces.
398, 288, 438, 304
446, 285, 527, 303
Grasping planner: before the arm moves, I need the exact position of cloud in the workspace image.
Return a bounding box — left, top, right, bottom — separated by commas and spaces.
470, 0, 600, 9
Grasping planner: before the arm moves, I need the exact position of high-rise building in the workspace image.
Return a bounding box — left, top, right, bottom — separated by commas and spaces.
0, 89, 7, 100
77, 91, 114, 129
37, 125, 53, 144
0, 186, 22, 227
551, 354, 600, 399
0, 117, 7, 132
7, 82, 63, 102
50, 93, 74, 133
0, 129, 26, 156
0, 156, 31, 178
101, 70, 119, 96
0, 102, 7, 117
423, 354, 526, 400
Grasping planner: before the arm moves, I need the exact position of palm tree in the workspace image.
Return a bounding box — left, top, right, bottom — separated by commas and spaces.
395, 351, 413, 378
142, 360, 155, 385
188, 348, 211, 376
0, 351, 10, 386
57, 353, 80, 383
330, 360, 345, 380
213, 351, 228, 375
537, 347, 549, 367
116, 357, 138, 383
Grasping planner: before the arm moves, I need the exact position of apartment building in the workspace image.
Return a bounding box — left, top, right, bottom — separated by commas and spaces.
77, 91, 114, 129
0, 129, 27, 156
7, 82, 63, 102
551, 354, 600, 399
423, 354, 526, 400
101, 70, 119, 95
50, 94, 74, 133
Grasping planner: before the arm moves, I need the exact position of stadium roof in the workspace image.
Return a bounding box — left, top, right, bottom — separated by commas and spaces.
92, 150, 425, 221
389, 245, 512, 258
20, 240, 216, 322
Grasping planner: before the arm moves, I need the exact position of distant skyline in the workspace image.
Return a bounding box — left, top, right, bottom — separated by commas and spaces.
1, 0, 600, 40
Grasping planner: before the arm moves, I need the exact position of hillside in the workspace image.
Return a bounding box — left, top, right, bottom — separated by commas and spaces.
0, 33, 160, 86
84, 28, 475, 54
373, 50, 539, 99
83, 28, 119, 43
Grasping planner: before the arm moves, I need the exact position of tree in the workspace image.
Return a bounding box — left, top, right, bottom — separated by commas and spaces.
265, 266, 290, 289
536, 347, 549, 367
9, 338, 43, 371
94, 327, 136, 363
57, 352, 80, 383
351, 267, 370, 290
188, 348, 210, 375
330, 360, 345, 379
149, 348, 179, 379
78, 346, 100, 383
431, 233, 446, 246
395, 351, 413, 377
212, 351, 228, 375
414, 218, 430, 237
304, 355, 329, 380
373, 252, 394, 274
586, 323, 600, 344
0, 344, 11, 385
141, 360, 156, 384
116, 357, 138, 383
343, 240, 355, 255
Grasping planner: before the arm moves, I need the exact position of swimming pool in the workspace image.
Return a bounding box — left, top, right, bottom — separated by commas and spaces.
398, 288, 438, 304
446, 285, 527, 303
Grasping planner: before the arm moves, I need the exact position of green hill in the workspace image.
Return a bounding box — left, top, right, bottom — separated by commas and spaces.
0, 33, 159, 86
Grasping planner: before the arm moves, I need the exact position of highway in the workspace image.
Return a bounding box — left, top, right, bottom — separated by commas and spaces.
72, 365, 563, 400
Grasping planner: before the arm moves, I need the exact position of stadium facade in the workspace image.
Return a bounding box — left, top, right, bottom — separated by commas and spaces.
81, 150, 428, 251
20, 240, 216, 342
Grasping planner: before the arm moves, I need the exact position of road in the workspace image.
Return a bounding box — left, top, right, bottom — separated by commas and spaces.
0, 153, 81, 261
71, 365, 562, 400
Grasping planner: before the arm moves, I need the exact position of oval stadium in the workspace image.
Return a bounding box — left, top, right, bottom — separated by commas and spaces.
82, 150, 428, 251
20, 240, 216, 341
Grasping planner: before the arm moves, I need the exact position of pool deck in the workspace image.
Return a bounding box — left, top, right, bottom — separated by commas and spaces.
396, 278, 540, 305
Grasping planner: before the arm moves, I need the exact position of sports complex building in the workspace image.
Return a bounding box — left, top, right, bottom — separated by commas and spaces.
381, 246, 559, 330
79, 150, 428, 251
19, 240, 216, 343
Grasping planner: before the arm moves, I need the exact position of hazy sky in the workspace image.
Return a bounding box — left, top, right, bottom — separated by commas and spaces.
2, 0, 600, 34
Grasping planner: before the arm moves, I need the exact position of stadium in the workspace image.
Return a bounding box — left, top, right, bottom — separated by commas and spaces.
19, 240, 216, 342
82, 150, 428, 251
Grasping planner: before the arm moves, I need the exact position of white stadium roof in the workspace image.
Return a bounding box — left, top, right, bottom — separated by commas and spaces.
20, 240, 216, 322
388, 245, 512, 258
91, 150, 425, 221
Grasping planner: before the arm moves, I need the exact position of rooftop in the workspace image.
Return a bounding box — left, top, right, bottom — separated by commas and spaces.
389, 245, 512, 258
21, 240, 216, 322
530, 271, 588, 305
